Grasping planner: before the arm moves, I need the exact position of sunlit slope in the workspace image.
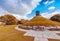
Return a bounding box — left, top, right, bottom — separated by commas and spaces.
24, 16, 60, 26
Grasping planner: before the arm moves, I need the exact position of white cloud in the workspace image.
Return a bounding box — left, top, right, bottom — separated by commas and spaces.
49, 0, 55, 4
48, 6, 55, 10
44, 1, 49, 5
0, 0, 41, 19
41, 10, 60, 19
1, 0, 41, 15
12, 14, 28, 20
44, 0, 55, 5
0, 6, 9, 16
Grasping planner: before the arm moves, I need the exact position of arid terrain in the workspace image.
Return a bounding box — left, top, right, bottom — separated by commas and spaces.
0, 25, 60, 41
0, 25, 34, 41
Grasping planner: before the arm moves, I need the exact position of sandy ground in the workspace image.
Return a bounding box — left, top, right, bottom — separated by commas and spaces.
0, 25, 34, 41
0, 25, 60, 41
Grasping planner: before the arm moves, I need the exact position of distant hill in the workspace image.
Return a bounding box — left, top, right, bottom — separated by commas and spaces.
0, 14, 18, 25
24, 16, 60, 26
19, 19, 29, 24
50, 14, 60, 22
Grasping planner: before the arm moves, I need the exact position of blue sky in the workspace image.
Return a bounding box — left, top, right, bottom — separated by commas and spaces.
27, 0, 60, 19
0, 0, 60, 20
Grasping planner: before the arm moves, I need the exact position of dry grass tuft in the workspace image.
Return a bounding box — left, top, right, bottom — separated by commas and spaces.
0, 25, 34, 41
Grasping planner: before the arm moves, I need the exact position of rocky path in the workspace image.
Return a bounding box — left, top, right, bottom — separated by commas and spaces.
15, 26, 60, 41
